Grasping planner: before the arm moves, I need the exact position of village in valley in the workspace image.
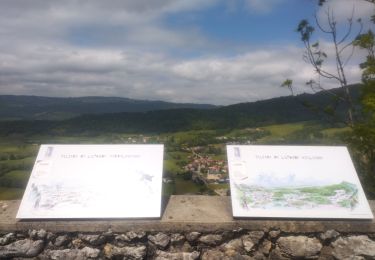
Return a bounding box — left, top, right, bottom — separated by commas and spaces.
111, 123, 349, 196
114, 128, 275, 196
0, 121, 349, 199
100, 131, 244, 195
163, 142, 231, 196
181, 146, 229, 195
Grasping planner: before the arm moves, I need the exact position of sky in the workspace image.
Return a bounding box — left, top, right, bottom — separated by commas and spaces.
0, 0, 374, 105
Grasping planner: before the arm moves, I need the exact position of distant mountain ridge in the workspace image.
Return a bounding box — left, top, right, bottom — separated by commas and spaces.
0, 95, 217, 120
0, 84, 363, 135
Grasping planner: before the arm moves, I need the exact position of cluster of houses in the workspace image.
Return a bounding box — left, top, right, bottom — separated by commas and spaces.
183, 148, 229, 184
124, 135, 160, 144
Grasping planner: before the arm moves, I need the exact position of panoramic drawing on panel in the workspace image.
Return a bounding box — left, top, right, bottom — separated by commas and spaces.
227, 145, 373, 219
235, 181, 358, 210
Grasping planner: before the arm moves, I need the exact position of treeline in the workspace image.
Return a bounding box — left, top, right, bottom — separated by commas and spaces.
0, 85, 362, 136
0, 95, 216, 120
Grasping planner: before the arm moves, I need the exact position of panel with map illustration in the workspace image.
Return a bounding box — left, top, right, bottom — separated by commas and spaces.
17, 144, 164, 219
227, 145, 373, 219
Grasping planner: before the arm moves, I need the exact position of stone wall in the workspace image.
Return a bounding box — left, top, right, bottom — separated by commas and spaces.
1, 229, 375, 259
1, 196, 375, 259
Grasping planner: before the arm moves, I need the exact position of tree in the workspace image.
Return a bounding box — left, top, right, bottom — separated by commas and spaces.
289, 0, 375, 196
294, 6, 364, 126
349, 28, 375, 196
281, 79, 294, 95
319, 1, 375, 197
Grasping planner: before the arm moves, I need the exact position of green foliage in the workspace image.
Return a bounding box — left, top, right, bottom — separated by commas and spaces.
173, 176, 207, 195
0, 170, 29, 188
0, 85, 364, 136
293, 0, 375, 198
0, 95, 216, 121
348, 17, 375, 198
297, 20, 314, 41
162, 183, 175, 196
164, 158, 183, 176
0, 157, 35, 177
0, 121, 357, 200
281, 79, 294, 95
257, 121, 329, 144
0, 187, 24, 200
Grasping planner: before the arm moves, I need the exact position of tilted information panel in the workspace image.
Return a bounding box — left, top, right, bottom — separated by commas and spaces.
17, 144, 164, 219
227, 145, 373, 219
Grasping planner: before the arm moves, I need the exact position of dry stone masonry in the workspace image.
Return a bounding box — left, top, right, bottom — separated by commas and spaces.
0, 229, 375, 259
1, 197, 375, 259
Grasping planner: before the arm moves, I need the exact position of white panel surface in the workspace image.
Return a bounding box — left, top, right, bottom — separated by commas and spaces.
17, 144, 164, 219
227, 145, 373, 219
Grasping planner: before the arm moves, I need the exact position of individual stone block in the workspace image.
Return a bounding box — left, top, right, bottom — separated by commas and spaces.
104, 243, 146, 259
40, 247, 100, 259
269, 230, 281, 239
320, 230, 340, 242
221, 238, 244, 256
54, 235, 70, 247
242, 231, 264, 253
154, 250, 200, 260
198, 234, 223, 246
276, 236, 322, 259
201, 249, 225, 260
185, 232, 201, 242
0, 239, 44, 258
0, 233, 15, 246
78, 234, 106, 246
148, 233, 170, 249
332, 235, 375, 259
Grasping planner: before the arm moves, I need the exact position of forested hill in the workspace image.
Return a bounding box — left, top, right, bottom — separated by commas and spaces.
0, 85, 362, 135
0, 95, 216, 120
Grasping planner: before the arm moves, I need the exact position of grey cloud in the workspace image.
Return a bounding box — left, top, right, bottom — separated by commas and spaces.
0, 42, 362, 105
0, 0, 219, 53
245, 0, 285, 13
0, 0, 364, 105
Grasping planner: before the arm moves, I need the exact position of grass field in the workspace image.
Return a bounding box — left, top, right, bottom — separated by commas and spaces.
256, 122, 308, 143
174, 177, 206, 194
0, 170, 29, 188
0, 187, 24, 200
321, 127, 351, 138
164, 159, 183, 175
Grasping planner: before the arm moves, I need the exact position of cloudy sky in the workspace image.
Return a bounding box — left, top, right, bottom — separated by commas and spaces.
0, 0, 374, 105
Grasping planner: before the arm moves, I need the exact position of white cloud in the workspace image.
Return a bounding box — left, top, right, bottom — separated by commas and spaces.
317, 0, 374, 25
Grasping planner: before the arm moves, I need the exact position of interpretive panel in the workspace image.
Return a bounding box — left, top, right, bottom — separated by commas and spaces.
227, 145, 373, 219
17, 144, 164, 219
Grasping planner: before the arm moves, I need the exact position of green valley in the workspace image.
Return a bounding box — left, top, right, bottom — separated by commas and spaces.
0, 120, 351, 200
0, 85, 366, 200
